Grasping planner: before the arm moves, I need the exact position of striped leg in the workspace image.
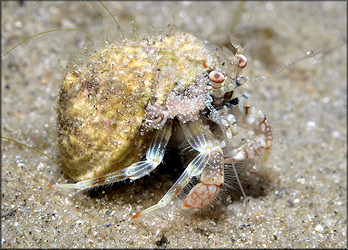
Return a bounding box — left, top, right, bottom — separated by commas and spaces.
132, 120, 222, 218
230, 105, 273, 162
52, 122, 172, 190
182, 147, 224, 209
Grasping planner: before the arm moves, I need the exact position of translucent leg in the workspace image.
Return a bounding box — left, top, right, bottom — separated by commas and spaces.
220, 104, 273, 204
51, 122, 172, 190
204, 100, 246, 200
132, 120, 219, 219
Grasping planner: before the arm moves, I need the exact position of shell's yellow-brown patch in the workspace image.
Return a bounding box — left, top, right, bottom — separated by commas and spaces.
57, 32, 223, 182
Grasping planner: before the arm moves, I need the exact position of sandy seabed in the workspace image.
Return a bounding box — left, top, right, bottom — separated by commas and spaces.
2, 1, 346, 248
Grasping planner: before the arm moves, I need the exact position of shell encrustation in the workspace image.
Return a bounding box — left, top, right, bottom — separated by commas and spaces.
57, 32, 215, 181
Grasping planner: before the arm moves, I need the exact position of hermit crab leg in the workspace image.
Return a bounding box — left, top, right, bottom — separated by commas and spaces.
132, 120, 221, 219
182, 146, 224, 209
229, 105, 273, 162
181, 121, 225, 209
52, 122, 172, 190
205, 95, 247, 200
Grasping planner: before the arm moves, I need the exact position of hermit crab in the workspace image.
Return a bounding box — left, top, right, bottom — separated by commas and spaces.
53, 31, 272, 219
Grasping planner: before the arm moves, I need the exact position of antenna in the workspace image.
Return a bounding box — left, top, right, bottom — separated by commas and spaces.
250, 43, 344, 83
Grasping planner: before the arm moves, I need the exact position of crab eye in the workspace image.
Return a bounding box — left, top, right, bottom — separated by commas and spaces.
209, 71, 225, 89
209, 71, 225, 83
235, 54, 247, 68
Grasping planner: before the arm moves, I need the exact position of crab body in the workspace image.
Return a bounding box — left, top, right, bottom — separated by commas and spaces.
56, 32, 272, 218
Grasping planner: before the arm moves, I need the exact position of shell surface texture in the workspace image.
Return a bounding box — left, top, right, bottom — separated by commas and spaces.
2, 2, 346, 248
56, 31, 273, 219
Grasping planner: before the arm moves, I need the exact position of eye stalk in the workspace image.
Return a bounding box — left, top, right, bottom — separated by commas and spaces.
235, 54, 247, 68
208, 71, 225, 89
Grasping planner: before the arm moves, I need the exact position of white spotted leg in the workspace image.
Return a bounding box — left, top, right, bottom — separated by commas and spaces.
132, 120, 223, 218
49, 122, 172, 190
